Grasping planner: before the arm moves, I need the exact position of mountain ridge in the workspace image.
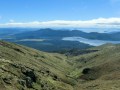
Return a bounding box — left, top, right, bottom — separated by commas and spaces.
10, 28, 120, 41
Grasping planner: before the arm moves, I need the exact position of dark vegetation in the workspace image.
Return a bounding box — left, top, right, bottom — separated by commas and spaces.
82, 68, 91, 74
54, 49, 98, 56
3, 39, 92, 52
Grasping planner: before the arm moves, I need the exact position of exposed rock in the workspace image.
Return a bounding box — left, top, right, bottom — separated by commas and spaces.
25, 77, 33, 88
18, 79, 26, 87
2, 76, 13, 84
21, 67, 37, 88
52, 75, 58, 80
23, 70, 37, 82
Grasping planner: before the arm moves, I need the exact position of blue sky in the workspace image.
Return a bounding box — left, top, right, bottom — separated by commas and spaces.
0, 0, 120, 28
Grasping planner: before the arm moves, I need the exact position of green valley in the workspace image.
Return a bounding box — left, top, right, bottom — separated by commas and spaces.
0, 40, 120, 90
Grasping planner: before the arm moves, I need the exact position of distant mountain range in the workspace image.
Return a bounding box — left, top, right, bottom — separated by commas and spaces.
1, 28, 120, 52
9, 28, 120, 41
0, 28, 36, 38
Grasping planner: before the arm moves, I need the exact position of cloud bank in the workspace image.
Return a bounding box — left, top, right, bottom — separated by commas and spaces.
0, 18, 120, 28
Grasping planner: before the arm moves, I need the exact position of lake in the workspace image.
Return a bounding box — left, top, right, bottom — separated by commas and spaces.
62, 37, 120, 46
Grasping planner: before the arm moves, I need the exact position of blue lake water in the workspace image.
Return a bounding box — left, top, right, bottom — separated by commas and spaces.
62, 37, 120, 46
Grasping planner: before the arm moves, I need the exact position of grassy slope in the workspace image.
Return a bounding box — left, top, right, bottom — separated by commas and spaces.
0, 40, 75, 90
69, 44, 120, 90
0, 40, 120, 90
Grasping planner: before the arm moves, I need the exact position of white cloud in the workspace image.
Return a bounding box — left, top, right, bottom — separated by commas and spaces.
0, 18, 120, 28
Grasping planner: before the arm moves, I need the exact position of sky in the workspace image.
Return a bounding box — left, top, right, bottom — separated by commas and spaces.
0, 0, 120, 28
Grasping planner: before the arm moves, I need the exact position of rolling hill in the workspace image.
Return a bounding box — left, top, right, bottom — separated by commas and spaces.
0, 40, 75, 90
70, 44, 120, 90
0, 40, 120, 90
